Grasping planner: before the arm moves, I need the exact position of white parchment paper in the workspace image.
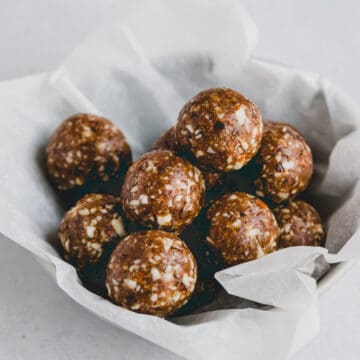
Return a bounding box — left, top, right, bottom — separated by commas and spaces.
1, 1, 360, 359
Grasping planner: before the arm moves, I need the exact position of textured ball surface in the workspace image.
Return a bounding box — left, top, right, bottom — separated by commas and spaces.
46, 113, 132, 190
153, 127, 225, 191
121, 150, 205, 232
175, 88, 263, 172
152, 127, 179, 153
206, 192, 279, 265
254, 121, 313, 203
58, 194, 127, 269
273, 200, 325, 248
106, 230, 197, 317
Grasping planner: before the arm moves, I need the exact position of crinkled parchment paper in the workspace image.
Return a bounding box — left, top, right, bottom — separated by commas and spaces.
0, 1, 360, 359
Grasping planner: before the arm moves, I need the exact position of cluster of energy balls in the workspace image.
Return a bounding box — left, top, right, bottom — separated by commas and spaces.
46, 88, 325, 318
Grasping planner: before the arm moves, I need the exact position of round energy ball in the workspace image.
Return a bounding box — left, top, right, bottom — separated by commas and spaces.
121, 150, 205, 232
253, 121, 313, 203
273, 200, 325, 248
106, 230, 197, 317
58, 194, 127, 269
175, 88, 263, 172
206, 192, 279, 265
46, 113, 132, 191
153, 127, 225, 191
153, 127, 179, 153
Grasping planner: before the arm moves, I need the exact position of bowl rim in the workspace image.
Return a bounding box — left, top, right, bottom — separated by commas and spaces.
317, 260, 355, 295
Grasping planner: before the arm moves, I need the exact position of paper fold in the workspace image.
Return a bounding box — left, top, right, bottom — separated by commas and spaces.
0, 2, 360, 359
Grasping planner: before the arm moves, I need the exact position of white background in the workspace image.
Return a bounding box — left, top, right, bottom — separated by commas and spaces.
1, 0, 360, 359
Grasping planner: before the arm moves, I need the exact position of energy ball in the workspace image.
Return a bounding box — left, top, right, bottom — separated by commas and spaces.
253, 121, 313, 203
153, 127, 225, 191
46, 113, 132, 191
121, 150, 205, 232
58, 194, 127, 269
175, 88, 263, 172
273, 200, 325, 248
206, 192, 279, 266
153, 127, 179, 153
106, 230, 197, 317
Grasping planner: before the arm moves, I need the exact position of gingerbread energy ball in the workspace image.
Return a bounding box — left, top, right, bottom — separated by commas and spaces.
153, 127, 179, 153
46, 113, 132, 191
58, 194, 127, 269
106, 230, 197, 317
153, 127, 224, 191
273, 200, 325, 248
206, 192, 279, 265
175, 88, 263, 172
121, 150, 205, 232
254, 121, 313, 203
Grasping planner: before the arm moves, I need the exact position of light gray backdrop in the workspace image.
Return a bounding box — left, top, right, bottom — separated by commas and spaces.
1, 1, 360, 359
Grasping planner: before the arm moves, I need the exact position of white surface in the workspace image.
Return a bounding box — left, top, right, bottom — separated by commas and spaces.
1, 0, 360, 359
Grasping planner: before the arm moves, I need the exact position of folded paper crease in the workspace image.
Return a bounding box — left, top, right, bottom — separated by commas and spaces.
0, 1, 360, 359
